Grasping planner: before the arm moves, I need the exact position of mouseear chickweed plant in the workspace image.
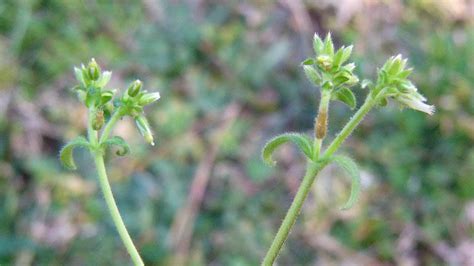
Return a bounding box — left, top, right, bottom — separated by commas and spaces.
261, 33, 434, 265
60, 59, 160, 266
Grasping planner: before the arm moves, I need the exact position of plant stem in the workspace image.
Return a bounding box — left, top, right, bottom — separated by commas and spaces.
262, 91, 384, 265
87, 107, 143, 265
93, 152, 144, 266
262, 161, 326, 266
323, 91, 382, 158
100, 110, 122, 143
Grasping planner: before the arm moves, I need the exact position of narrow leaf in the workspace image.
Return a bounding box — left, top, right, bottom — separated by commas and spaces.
332, 87, 356, 109
60, 136, 90, 170
101, 136, 130, 156
330, 155, 361, 210
262, 133, 313, 166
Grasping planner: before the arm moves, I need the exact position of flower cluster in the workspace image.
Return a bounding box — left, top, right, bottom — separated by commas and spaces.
73, 58, 160, 145
373, 55, 435, 115
115, 80, 160, 145
302, 33, 359, 109
74, 58, 114, 109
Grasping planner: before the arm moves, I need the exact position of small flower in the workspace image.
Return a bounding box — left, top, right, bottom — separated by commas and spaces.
376, 55, 435, 115
87, 58, 101, 81
392, 80, 435, 115
139, 92, 161, 106
127, 80, 142, 97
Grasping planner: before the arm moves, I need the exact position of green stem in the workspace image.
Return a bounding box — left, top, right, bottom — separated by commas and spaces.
100, 110, 122, 143
262, 90, 384, 265
323, 91, 383, 158
93, 152, 144, 266
262, 161, 326, 266
87, 107, 143, 265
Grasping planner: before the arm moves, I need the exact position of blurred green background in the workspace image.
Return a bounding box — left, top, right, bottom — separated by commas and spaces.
0, 0, 473, 265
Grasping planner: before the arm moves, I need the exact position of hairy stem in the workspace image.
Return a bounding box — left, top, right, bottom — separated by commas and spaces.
323, 91, 383, 158
88, 107, 143, 265
262, 161, 326, 266
93, 152, 144, 266
100, 110, 122, 143
262, 91, 383, 265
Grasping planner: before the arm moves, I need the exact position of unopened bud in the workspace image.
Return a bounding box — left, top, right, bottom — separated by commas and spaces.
127, 80, 142, 97
135, 116, 154, 146
139, 92, 160, 106
87, 58, 101, 81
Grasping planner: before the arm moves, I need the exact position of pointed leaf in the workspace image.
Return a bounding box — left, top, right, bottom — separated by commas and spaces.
332, 87, 356, 109
60, 136, 90, 170
101, 136, 131, 156
262, 133, 313, 166
330, 155, 361, 210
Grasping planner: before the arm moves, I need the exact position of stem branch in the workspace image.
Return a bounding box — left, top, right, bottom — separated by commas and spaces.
323, 91, 383, 158
100, 110, 122, 143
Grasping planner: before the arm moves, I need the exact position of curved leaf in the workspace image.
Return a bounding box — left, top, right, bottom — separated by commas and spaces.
101, 136, 130, 156
60, 136, 90, 170
262, 133, 313, 166
330, 155, 361, 210
332, 87, 356, 109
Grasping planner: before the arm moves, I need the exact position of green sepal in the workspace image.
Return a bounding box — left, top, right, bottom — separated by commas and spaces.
313, 34, 324, 55
101, 136, 130, 156
329, 155, 361, 210
262, 133, 313, 166
60, 136, 90, 170
332, 87, 356, 109
303, 65, 321, 86
323, 32, 334, 56
302, 58, 315, 66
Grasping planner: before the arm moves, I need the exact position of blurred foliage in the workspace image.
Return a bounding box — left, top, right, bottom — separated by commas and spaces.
0, 0, 473, 265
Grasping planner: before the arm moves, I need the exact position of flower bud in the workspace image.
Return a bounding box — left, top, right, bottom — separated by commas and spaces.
127, 80, 142, 97
317, 55, 332, 71
135, 116, 154, 146
139, 92, 161, 106
87, 58, 101, 81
